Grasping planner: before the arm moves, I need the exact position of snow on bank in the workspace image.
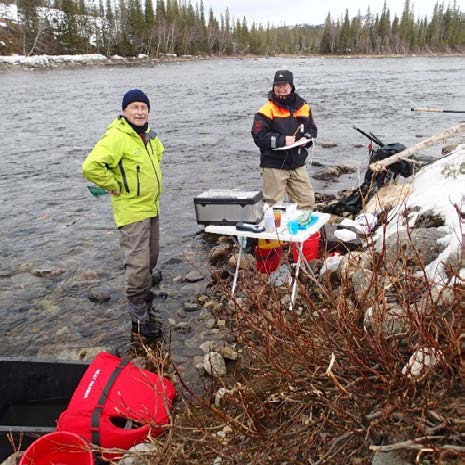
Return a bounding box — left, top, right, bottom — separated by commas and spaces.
382, 144, 465, 283
0, 53, 195, 68
0, 3, 17, 21
0, 53, 110, 67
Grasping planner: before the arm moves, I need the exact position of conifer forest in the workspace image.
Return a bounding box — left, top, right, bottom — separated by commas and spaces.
4, 0, 465, 58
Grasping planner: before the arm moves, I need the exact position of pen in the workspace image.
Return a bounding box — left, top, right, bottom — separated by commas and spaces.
292, 124, 304, 137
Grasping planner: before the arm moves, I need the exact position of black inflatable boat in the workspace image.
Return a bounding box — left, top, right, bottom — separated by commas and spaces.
0, 357, 88, 461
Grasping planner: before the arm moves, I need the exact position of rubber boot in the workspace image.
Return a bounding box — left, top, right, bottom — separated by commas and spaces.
131, 319, 162, 340
128, 299, 162, 341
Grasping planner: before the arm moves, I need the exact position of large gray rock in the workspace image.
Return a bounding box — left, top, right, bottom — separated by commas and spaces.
364, 304, 408, 337
88, 286, 112, 302
337, 251, 373, 278
384, 228, 448, 268
184, 270, 204, 283
228, 253, 256, 271
203, 351, 227, 377
372, 450, 413, 465
312, 166, 343, 181
119, 442, 158, 465
209, 244, 232, 265
413, 209, 445, 228
351, 270, 375, 304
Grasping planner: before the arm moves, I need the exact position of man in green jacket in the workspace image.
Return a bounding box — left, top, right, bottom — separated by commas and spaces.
82, 89, 164, 340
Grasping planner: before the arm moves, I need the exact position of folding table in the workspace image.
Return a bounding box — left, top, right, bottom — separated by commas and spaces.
205, 212, 330, 309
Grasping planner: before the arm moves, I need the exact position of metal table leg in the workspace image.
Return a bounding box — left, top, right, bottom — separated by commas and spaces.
289, 241, 304, 311
231, 236, 247, 296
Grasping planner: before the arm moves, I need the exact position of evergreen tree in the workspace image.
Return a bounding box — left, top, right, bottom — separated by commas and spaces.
222, 7, 232, 54
126, 0, 145, 53
166, 0, 179, 23
144, 0, 155, 54
197, 0, 207, 52
350, 11, 362, 52
417, 16, 427, 50
207, 7, 219, 53
359, 6, 374, 53
400, 0, 415, 51
60, 0, 79, 52
116, 0, 133, 56
320, 12, 334, 53
337, 9, 351, 52
145, 0, 155, 29
17, 0, 40, 54
76, 0, 95, 52
98, 0, 116, 55
155, 0, 166, 21
377, 1, 391, 52
77, 0, 86, 14
240, 16, 249, 51
154, 0, 168, 55
391, 14, 401, 52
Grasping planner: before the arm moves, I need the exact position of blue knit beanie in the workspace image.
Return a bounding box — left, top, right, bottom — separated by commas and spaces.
122, 89, 150, 111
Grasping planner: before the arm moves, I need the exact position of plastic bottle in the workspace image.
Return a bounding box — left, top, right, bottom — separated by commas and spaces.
263, 207, 275, 232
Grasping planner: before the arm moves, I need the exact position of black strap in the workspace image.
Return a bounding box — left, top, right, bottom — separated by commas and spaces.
90, 360, 129, 445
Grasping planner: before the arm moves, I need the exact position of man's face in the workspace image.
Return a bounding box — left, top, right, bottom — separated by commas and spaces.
123, 102, 149, 126
273, 82, 292, 97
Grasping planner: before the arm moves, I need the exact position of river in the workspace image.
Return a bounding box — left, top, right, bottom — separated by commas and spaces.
0, 56, 464, 384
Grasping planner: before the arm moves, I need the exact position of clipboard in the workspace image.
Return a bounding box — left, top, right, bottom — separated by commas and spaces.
273, 138, 311, 151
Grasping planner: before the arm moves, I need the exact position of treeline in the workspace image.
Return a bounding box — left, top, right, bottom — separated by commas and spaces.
13, 0, 465, 57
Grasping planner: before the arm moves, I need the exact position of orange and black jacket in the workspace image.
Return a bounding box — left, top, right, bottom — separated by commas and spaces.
251, 91, 317, 170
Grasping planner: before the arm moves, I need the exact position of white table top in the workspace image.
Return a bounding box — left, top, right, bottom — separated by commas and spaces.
205, 212, 331, 243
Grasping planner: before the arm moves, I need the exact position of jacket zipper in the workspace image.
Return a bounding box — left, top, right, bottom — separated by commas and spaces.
136, 165, 140, 196
118, 160, 130, 193
146, 142, 161, 215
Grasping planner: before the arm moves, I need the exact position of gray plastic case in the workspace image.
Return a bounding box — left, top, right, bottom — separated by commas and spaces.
194, 190, 264, 226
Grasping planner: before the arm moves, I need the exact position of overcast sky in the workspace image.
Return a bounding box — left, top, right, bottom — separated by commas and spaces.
206, 0, 463, 27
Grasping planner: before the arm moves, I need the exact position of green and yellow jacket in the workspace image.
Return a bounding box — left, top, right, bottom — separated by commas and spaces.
82, 117, 164, 227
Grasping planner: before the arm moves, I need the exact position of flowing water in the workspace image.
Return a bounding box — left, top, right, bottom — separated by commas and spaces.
1, 56, 464, 383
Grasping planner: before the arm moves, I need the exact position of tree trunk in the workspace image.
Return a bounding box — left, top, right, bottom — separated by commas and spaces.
370, 122, 465, 172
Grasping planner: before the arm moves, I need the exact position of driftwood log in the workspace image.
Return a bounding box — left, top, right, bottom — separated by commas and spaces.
370, 122, 465, 172
411, 107, 465, 114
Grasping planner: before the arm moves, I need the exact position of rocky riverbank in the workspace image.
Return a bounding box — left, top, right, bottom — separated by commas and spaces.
2, 140, 464, 465
175, 143, 464, 465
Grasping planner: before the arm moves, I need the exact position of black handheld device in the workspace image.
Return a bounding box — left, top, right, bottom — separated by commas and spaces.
236, 222, 265, 233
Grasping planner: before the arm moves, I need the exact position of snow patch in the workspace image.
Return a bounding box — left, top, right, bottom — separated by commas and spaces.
0, 3, 18, 22
0, 53, 109, 66
378, 145, 465, 283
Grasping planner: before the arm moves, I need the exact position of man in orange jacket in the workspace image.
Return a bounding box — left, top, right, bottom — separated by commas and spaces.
251, 70, 317, 210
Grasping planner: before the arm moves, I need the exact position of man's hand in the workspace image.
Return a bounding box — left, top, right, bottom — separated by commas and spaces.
110, 190, 121, 196
285, 136, 296, 145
